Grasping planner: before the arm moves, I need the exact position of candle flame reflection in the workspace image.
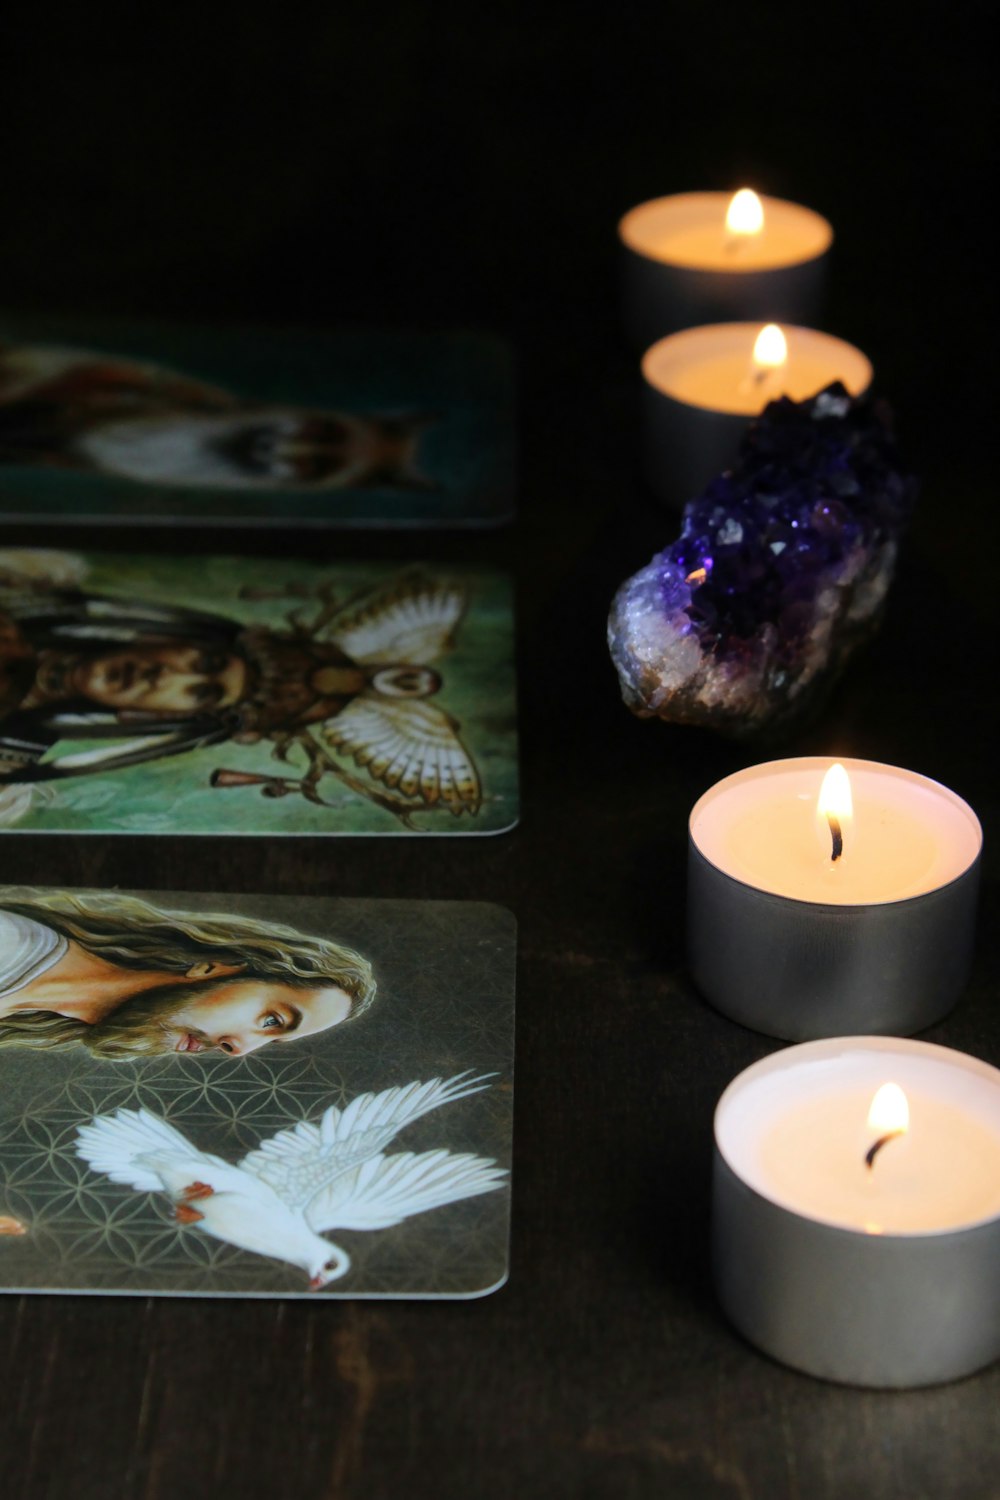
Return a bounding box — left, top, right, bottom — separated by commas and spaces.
725, 188, 764, 236
817, 762, 853, 863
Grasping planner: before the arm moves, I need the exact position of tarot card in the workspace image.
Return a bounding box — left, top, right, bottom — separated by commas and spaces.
0, 888, 515, 1298
0, 548, 517, 835
0, 316, 514, 527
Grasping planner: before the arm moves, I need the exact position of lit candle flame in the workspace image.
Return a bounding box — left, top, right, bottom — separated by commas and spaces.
865, 1082, 909, 1170
867, 1082, 910, 1135
817, 762, 852, 863
725, 188, 764, 237
752, 323, 788, 371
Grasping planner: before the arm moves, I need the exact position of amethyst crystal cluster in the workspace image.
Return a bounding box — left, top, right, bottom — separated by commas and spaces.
608, 385, 915, 738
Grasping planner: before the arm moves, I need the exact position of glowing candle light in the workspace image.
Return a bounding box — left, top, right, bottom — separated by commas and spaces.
865, 1082, 910, 1168
645, 322, 864, 420
725, 188, 765, 240
619, 190, 832, 348
687, 757, 982, 1040
641, 322, 871, 508
713, 1038, 1000, 1387
816, 761, 853, 864
752, 321, 787, 370
748, 322, 788, 394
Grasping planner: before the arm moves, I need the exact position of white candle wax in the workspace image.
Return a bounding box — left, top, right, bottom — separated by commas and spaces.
690, 758, 982, 906
642, 323, 872, 417
716, 1039, 1000, 1235
620, 192, 832, 273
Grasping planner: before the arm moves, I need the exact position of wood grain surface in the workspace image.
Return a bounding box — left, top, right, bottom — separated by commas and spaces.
1, 6, 997, 1497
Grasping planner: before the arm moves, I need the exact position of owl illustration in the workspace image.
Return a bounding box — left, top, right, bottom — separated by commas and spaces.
217, 571, 484, 824
319, 573, 482, 817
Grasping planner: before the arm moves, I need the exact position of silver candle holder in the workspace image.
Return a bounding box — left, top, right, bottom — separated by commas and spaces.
688, 758, 982, 1041
713, 1038, 1000, 1387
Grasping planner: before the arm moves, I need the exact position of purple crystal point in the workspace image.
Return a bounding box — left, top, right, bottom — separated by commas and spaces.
608, 385, 915, 737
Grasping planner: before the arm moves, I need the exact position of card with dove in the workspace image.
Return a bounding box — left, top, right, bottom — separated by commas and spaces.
0, 548, 517, 834
0, 889, 515, 1298
0, 316, 514, 527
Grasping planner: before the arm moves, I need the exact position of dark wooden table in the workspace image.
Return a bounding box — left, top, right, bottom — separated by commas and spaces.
2, 8, 997, 1497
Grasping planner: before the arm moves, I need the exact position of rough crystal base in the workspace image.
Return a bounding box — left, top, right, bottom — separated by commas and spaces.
608, 386, 914, 739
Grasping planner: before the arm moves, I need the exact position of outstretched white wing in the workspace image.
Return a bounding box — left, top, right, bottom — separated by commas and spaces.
239, 1072, 496, 1212
305, 1148, 506, 1232
75, 1107, 231, 1194
328, 575, 466, 665
322, 695, 481, 814
76, 1107, 332, 1274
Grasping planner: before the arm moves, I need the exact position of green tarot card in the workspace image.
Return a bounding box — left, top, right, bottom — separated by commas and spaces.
0, 889, 515, 1298
0, 548, 517, 835
0, 317, 514, 527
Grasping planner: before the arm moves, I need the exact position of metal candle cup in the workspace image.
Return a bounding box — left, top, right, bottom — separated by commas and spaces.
642, 324, 872, 509
619, 191, 832, 350
687, 759, 982, 1041
712, 1038, 1000, 1388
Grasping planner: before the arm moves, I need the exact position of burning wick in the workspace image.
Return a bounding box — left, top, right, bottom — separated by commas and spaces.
828, 815, 843, 863
864, 1132, 903, 1170
864, 1082, 909, 1171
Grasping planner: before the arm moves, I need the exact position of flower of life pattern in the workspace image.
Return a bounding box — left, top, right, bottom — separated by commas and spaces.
0, 1048, 350, 1292
0, 1047, 507, 1297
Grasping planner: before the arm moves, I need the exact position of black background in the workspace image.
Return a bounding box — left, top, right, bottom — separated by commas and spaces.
1, 5, 998, 1497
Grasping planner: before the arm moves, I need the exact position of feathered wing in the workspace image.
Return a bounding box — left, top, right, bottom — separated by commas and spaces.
304, 1148, 506, 1233
322, 694, 481, 814
75, 1107, 230, 1193
327, 574, 467, 666
239, 1072, 497, 1213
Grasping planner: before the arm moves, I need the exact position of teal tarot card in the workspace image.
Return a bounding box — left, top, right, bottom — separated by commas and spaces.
0, 316, 514, 527
0, 548, 517, 835
0, 889, 515, 1298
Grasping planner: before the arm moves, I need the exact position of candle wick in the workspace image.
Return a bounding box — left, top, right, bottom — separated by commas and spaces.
865, 1131, 903, 1170
828, 814, 843, 862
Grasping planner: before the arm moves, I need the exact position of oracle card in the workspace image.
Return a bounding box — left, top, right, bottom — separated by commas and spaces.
0, 889, 514, 1298
0, 318, 514, 527
0, 548, 517, 835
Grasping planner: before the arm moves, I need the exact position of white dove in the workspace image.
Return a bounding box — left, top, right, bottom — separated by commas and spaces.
75, 1071, 505, 1290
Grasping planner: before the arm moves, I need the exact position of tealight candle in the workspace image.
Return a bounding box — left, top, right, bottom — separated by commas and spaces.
619, 189, 833, 349
713, 1037, 1000, 1387
688, 758, 982, 1040
642, 322, 872, 507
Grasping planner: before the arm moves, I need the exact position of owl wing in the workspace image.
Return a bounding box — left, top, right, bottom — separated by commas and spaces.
327, 574, 467, 665
322, 694, 481, 814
